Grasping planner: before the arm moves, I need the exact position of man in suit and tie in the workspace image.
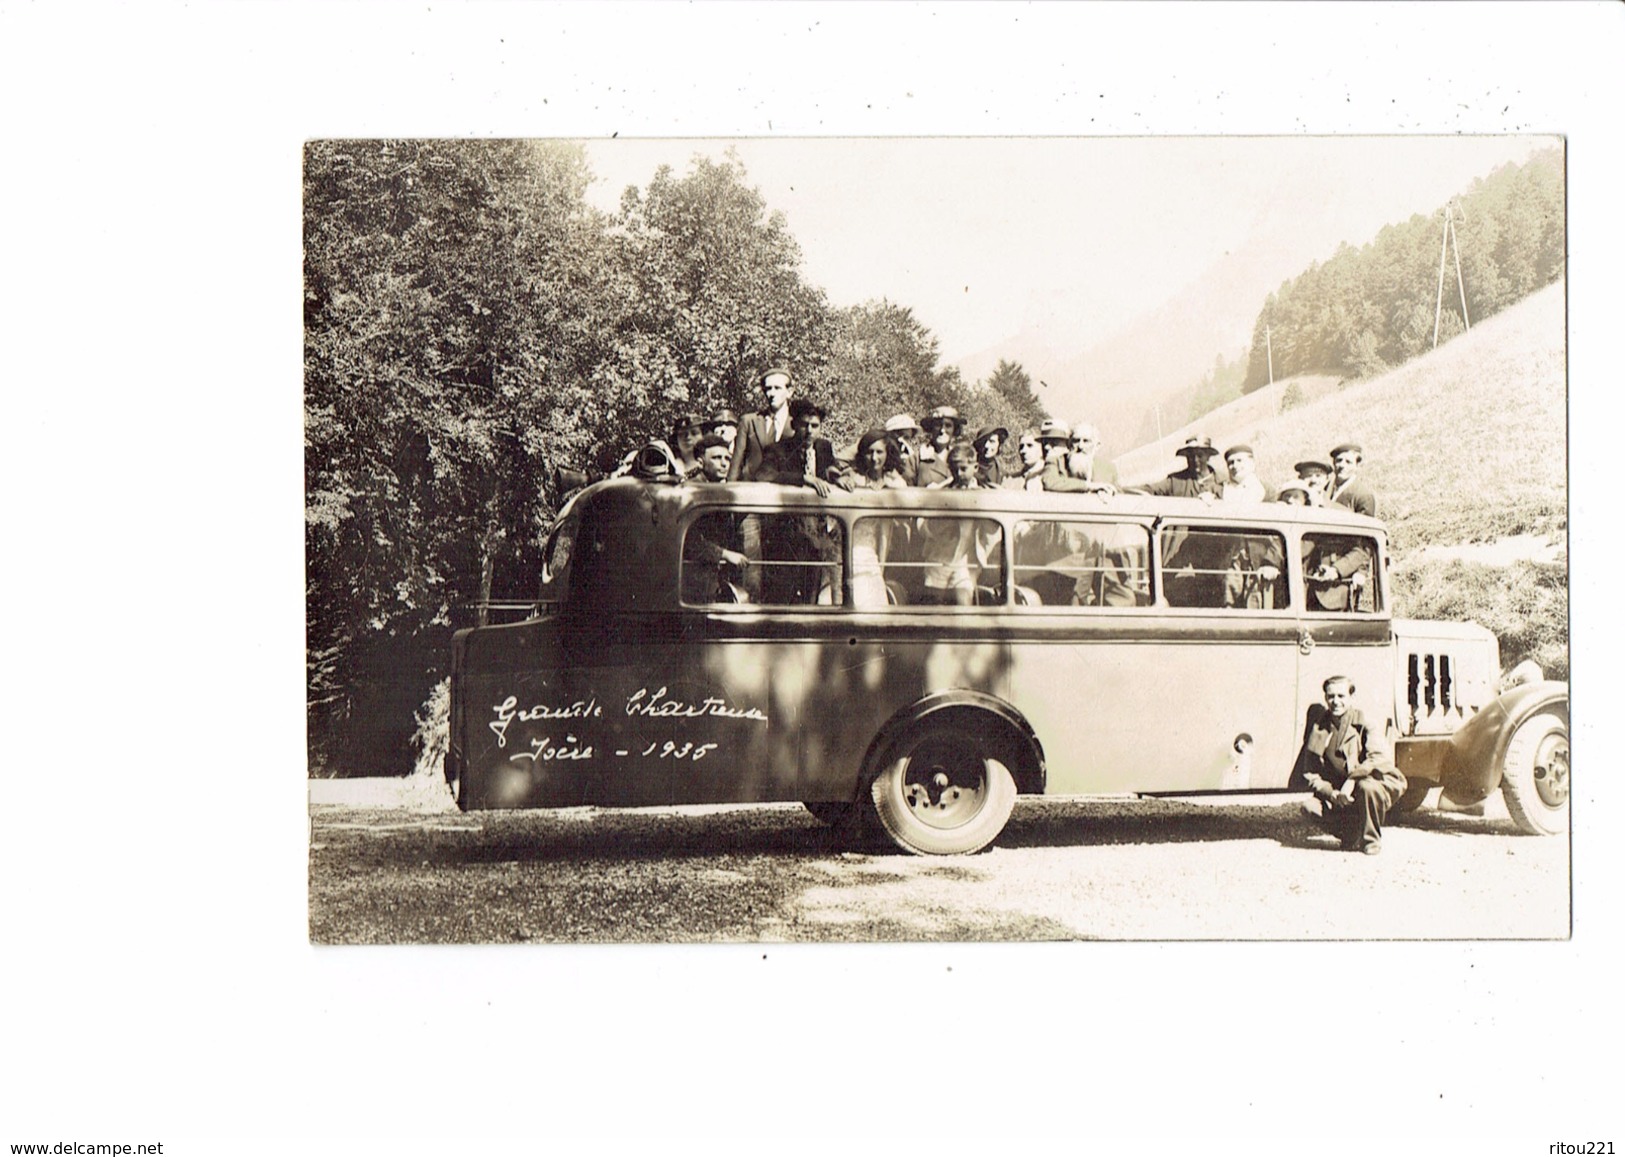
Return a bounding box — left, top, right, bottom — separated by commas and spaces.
728, 366, 796, 482
1290, 675, 1406, 854
756, 399, 847, 603
758, 399, 846, 496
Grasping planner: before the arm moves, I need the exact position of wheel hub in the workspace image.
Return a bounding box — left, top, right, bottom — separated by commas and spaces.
1532, 736, 1570, 809
901, 752, 988, 829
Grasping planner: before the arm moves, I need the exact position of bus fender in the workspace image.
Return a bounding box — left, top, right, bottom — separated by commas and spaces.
1440, 679, 1569, 806
861, 689, 1048, 796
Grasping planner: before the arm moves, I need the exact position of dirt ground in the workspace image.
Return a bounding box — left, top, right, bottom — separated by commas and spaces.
308, 780, 1570, 943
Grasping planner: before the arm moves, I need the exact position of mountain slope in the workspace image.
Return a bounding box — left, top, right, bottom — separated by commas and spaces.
1112, 279, 1567, 555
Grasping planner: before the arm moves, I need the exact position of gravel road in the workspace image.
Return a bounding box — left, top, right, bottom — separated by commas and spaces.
308, 780, 1569, 943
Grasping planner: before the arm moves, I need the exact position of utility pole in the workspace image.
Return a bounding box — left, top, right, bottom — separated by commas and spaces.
1265, 323, 1274, 386
1434, 202, 1471, 348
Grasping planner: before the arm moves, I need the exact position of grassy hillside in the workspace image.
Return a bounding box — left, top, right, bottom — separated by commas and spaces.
1113, 280, 1568, 678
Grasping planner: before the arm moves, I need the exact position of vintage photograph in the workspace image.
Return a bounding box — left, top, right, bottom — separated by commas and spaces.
305, 135, 1569, 943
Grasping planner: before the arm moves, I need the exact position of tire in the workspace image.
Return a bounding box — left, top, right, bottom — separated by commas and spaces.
1500, 711, 1570, 835
868, 722, 1018, 855
804, 801, 854, 826
1394, 779, 1434, 814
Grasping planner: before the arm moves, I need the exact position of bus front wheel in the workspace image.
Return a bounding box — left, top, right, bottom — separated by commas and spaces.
869, 724, 1017, 855
1500, 711, 1569, 836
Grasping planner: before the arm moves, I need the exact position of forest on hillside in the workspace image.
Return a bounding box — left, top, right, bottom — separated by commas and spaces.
1240, 148, 1564, 391
305, 140, 1047, 773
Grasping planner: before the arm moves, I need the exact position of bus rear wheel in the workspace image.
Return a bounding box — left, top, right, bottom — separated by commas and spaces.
1500, 711, 1569, 835
869, 724, 1017, 855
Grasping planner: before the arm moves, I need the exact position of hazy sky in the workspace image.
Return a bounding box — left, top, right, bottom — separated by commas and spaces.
582, 136, 1549, 368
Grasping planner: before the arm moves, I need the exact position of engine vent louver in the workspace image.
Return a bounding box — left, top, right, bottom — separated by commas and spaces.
1407, 651, 1459, 732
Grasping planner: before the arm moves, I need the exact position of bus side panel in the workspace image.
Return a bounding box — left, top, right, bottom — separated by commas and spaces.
1008, 632, 1301, 794
789, 635, 1015, 802
459, 637, 804, 809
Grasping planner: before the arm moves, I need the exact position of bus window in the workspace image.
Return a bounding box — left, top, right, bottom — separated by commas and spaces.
1303, 532, 1380, 613
1012, 520, 1152, 607
856, 515, 1004, 607
540, 512, 577, 590
1159, 526, 1289, 610
682, 511, 845, 608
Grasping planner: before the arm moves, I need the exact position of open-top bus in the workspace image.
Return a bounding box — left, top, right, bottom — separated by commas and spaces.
445, 475, 1569, 854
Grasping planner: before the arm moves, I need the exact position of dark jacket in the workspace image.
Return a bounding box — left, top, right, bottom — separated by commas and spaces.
728, 409, 789, 482
758, 436, 842, 488
1331, 478, 1378, 517
1143, 465, 1224, 499
1289, 705, 1405, 796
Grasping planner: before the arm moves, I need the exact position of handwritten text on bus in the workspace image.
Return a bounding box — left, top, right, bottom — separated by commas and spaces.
489, 688, 768, 760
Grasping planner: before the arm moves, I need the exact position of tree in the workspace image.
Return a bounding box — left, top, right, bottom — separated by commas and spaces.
602, 153, 835, 459
985, 359, 1047, 431
304, 139, 616, 773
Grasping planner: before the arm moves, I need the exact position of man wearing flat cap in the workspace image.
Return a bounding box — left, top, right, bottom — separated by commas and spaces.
728, 366, 796, 482
1328, 442, 1378, 517
1294, 459, 1334, 506
1142, 436, 1225, 500
1221, 444, 1273, 502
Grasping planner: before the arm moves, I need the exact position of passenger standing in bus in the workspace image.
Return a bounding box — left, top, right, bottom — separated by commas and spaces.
1291, 676, 1405, 854
972, 425, 1007, 487
1067, 422, 1119, 487
1141, 437, 1224, 500
882, 414, 924, 486
693, 434, 733, 484
728, 366, 795, 482
758, 399, 846, 604
1220, 444, 1274, 502
1328, 442, 1378, 517
1277, 479, 1313, 505
845, 428, 908, 492
681, 436, 750, 603
920, 444, 992, 605
917, 406, 964, 487
1005, 428, 1047, 491
759, 399, 845, 497
846, 429, 909, 609
1038, 420, 1113, 494
1294, 459, 1334, 505
670, 413, 708, 479
708, 408, 739, 451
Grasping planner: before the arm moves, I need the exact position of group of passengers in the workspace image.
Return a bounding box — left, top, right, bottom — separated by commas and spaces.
664, 365, 1381, 613
655, 367, 1379, 522
1132, 435, 1378, 517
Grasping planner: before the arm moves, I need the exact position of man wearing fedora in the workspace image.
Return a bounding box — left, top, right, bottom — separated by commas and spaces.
882, 413, 924, 486
1142, 436, 1225, 499
1328, 442, 1378, 517
728, 366, 796, 482
708, 408, 739, 452
917, 405, 964, 487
